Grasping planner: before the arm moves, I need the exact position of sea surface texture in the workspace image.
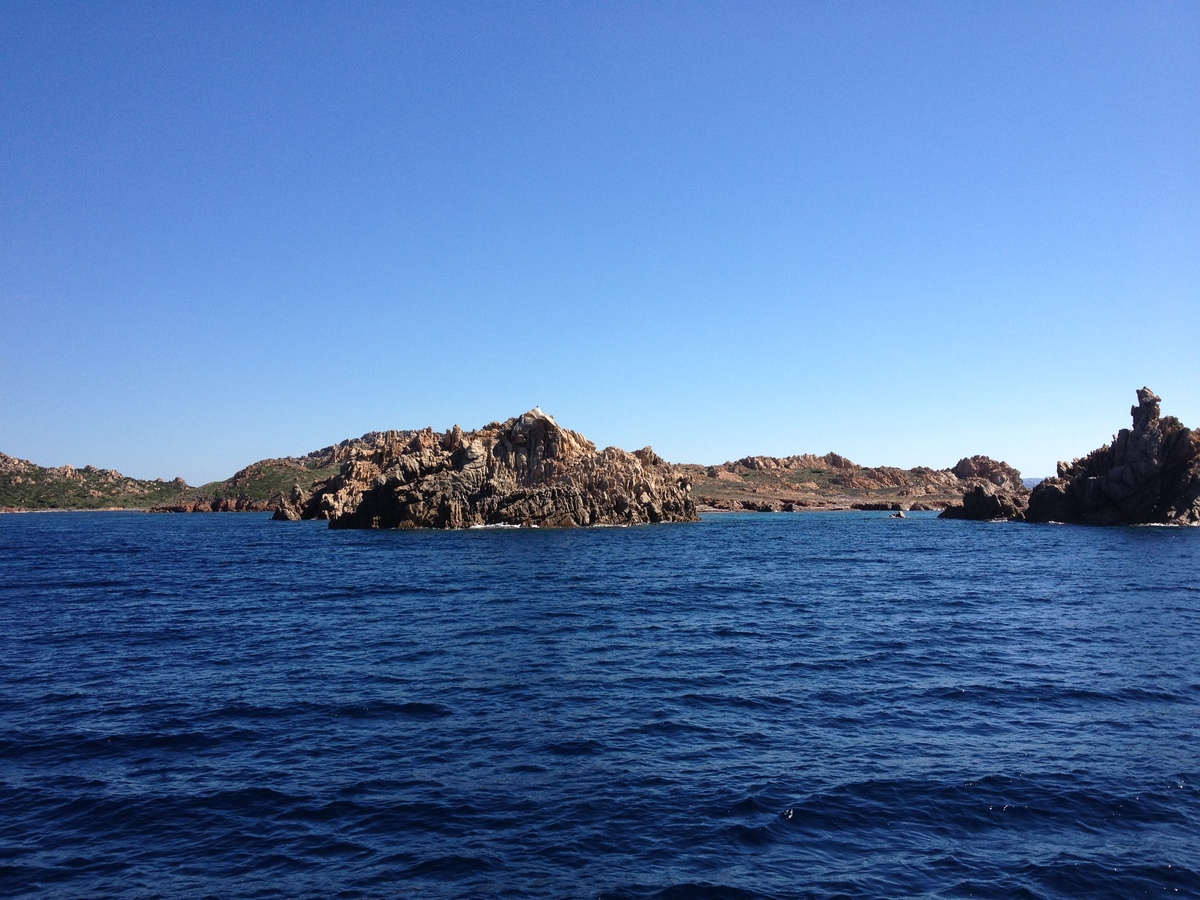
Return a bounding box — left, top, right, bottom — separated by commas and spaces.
1, 511, 1198, 899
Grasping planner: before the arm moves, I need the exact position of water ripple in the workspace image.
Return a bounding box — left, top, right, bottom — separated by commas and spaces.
1, 511, 1198, 898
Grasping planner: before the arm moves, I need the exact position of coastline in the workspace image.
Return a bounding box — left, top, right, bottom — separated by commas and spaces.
0, 506, 153, 515
0, 507, 273, 515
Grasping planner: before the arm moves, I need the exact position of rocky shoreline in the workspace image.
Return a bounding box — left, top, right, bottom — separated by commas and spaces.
7, 388, 1195, 529
0, 453, 192, 512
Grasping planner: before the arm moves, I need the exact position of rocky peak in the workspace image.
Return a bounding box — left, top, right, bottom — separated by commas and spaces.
492, 409, 595, 485
951, 455, 1024, 488
823, 453, 856, 470
633, 447, 664, 467
0, 453, 34, 476
1131, 386, 1161, 433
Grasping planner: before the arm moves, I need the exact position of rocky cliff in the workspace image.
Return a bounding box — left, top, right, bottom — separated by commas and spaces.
274, 409, 697, 529
1025, 388, 1200, 526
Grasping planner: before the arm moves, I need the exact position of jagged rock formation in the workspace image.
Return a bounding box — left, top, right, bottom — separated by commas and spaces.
682, 452, 1024, 512
0, 416, 1032, 522
283, 430, 420, 472
951, 455, 1025, 486
274, 409, 697, 529
1025, 388, 1200, 526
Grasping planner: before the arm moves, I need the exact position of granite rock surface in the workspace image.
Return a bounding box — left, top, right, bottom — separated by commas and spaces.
274, 409, 697, 529
938, 482, 1029, 521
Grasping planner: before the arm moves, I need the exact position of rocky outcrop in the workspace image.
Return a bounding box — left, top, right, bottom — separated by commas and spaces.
939, 483, 1029, 521
1025, 388, 1200, 526
734, 452, 856, 472
274, 409, 697, 529
938, 458, 1031, 520
951, 455, 1025, 487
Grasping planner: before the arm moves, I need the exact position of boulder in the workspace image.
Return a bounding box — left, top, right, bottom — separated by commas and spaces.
740, 499, 783, 512
939, 483, 1028, 521
1025, 388, 1200, 526
951, 455, 1024, 488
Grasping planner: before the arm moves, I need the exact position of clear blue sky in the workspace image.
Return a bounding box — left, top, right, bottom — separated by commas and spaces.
2, 2, 1197, 484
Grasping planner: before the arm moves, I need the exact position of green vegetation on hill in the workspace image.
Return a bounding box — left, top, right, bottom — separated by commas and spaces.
0, 454, 192, 511
1, 430, 373, 513
192, 459, 339, 503
0, 452, 338, 512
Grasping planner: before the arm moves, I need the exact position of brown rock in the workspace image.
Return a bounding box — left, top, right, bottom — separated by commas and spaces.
739, 499, 783, 512
276, 409, 698, 529
1026, 388, 1200, 526
951, 455, 1024, 489
680, 447, 1028, 514
939, 483, 1028, 521
151, 497, 275, 513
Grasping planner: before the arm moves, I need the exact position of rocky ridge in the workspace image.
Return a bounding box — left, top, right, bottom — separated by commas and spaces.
1024, 388, 1200, 526
0, 452, 190, 511
275, 409, 697, 529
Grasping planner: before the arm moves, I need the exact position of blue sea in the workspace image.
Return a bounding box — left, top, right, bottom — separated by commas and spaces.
1, 510, 1198, 898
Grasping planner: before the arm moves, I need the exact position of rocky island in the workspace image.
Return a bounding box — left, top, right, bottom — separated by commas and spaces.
274, 408, 698, 529
1025, 388, 1200, 526
2, 411, 1030, 522
940, 388, 1200, 526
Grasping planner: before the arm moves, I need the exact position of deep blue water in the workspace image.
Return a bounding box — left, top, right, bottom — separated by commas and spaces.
1, 510, 1198, 899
